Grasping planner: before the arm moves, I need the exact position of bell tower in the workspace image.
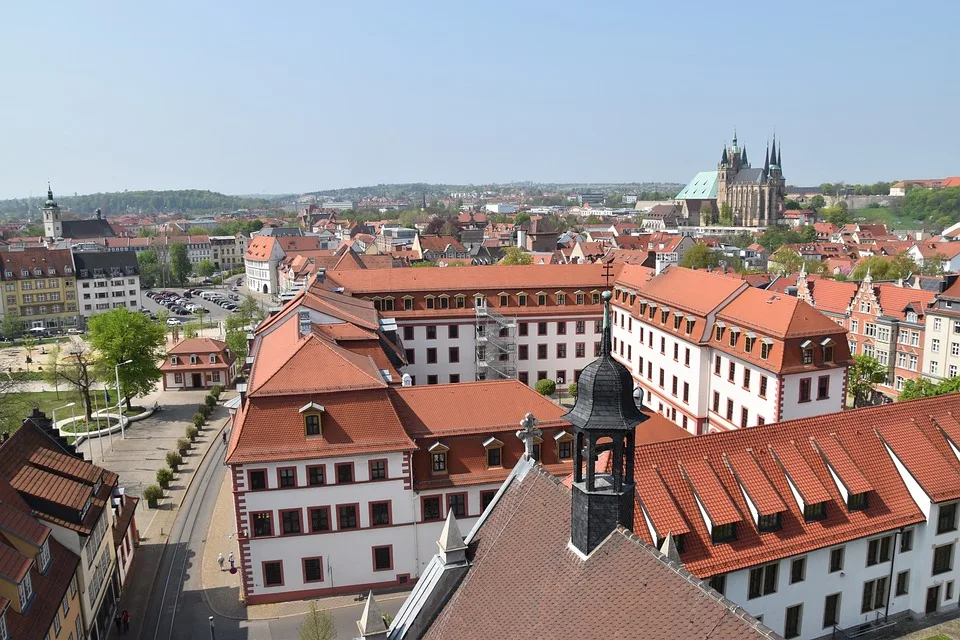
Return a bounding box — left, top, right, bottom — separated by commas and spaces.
42, 182, 63, 239
564, 291, 647, 556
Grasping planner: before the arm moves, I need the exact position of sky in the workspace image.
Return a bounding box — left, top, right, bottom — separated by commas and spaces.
1, 0, 958, 199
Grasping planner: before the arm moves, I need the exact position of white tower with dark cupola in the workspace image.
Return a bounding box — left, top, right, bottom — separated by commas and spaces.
42, 183, 63, 239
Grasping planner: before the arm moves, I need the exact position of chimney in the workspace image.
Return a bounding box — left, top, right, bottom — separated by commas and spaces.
401, 373, 413, 387
784, 285, 798, 297
316, 267, 326, 284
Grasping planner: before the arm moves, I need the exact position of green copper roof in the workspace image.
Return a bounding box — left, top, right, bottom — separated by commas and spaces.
675, 171, 718, 200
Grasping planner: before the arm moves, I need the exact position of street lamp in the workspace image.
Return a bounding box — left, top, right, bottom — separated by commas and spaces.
556, 378, 564, 406
115, 360, 132, 439
52, 402, 76, 434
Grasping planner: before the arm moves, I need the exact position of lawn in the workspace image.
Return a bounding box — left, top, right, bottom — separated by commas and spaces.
1, 389, 119, 434
924, 635, 951, 640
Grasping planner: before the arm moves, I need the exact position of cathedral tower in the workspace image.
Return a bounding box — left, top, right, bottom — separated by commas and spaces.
564, 291, 647, 556
42, 183, 62, 239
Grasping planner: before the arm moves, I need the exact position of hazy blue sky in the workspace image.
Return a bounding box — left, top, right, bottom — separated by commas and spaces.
1, 1, 958, 199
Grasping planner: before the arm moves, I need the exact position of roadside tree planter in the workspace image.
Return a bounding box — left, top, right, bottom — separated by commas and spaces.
166, 450, 183, 470
156, 467, 173, 489
144, 484, 163, 508
177, 438, 191, 455
193, 413, 205, 429
186, 425, 199, 441
204, 394, 217, 409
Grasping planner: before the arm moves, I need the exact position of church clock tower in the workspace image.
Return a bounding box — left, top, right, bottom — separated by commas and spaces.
42, 183, 63, 239
564, 291, 647, 556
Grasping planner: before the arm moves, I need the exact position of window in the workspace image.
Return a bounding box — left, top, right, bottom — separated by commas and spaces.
829, 547, 844, 573
481, 490, 497, 510
305, 414, 321, 436
671, 376, 678, 396
708, 574, 726, 595
487, 445, 502, 467
660, 336, 666, 354
557, 321, 567, 335
748, 563, 779, 599
558, 439, 572, 460
934, 543, 954, 575
938, 503, 957, 534
743, 368, 751, 389
422, 496, 442, 521
714, 355, 721, 375
309, 507, 330, 532
673, 343, 679, 360
263, 561, 283, 587
537, 321, 547, 336
682, 382, 689, 403
866, 535, 892, 566
373, 546, 393, 571
337, 504, 358, 529
726, 399, 734, 420
817, 375, 830, 400
557, 343, 567, 358
537, 293, 546, 306
370, 501, 391, 526
252, 512, 273, 537
448, 347, 459, 363
804, 502, 827, 522
518, 372, 529, 385
861, 577, 887, 613
249, 470, 267, 490
280, 509, 302, 535
518, 344, 528, 360
405, 349, 415, 364
848, 492, 868, 511
901, 528, 914, 552
948, 580, 955, 600
448, 325, 459, 339
537, 344, 548, 359
448, 493, 467, 518
575, 320, 585, 334
798, 378, 811, 402
761, 342, 772, 360
711, 523, 736, 543
427, 374, 438, 385
575, 342, 585, 358
823, 593, 841, 629
729, 330, 738, 347
684, 348, 690, 366
432, 449, 447, 472
790, 557, 806, 584
659, 368, 665, 387
712, 391, 720, 413
369, 459, 387, 480
740, 406, 750, 428
518, 322, 528, 336
426, 325, 437, 339
303, 557, 324, 583
784, 604, 802, 639
427, 348, 437, 364
336, 463, 354, 484
896, 570, 909, 596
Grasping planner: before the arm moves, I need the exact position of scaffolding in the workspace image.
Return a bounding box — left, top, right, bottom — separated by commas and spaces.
475, 305, 517, 381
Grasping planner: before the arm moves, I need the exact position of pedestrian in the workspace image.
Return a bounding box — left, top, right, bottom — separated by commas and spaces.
217, 552, 224, 571
222, 430, 227, 445
122, 610, 130, 635
114, 612, 123, 635
228, 552, 235, 571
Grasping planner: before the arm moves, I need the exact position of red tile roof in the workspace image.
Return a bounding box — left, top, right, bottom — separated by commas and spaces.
0, 248, 74, 281
874, 283, 936, 320
418, 235, 465, 252
629, 395, 960, 577
168, 337, 229, 355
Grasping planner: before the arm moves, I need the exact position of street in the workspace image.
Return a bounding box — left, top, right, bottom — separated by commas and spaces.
136, 422, 404, 640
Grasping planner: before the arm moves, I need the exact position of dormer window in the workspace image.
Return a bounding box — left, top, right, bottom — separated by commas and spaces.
639, 301, 647, 314
556, 292, 566, 305
757, 513, 782, 533
79, 497, 91, 522
761, 340, 773, 360
209, 354, 216, 364
171, 356, 179, 365
20, 269, 28, 277
299, 402, 324, 436
803, 502, 827, 522
847, 492, 869, 511
17, 572, 33, 611
685, 318, 695, 334
483, 437, 504, 467
821, 338, 835, 363
455, 294, 466, 308
673, 314, 682, 330
744, 334, 756, 352
660, 308, 669, 324
37, 539, 52, 573
425, 295, 435, 310
33, 268, 42, 276
801, 341, 814, 365
474, 294, 485, 308
537, 292, 547, 306
403, 296, 414, 311
906, 311, 918, 323
438, 294, 449, 309
499, 293, 509, 306
729, 329, 739, 347
64, 266, 72, 274
555, 430, 574, 460
190, 354, 198, 365
4, 270, 11, 278
517, 293, 527, 306
429, 442, 449, 474
591, 292, 601, 304
715, 324, 726, 341
711, 522, 737, 543
47, 267, 56, 275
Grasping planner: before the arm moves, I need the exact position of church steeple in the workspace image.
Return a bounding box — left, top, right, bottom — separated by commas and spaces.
741, 146, 748, 167
763, 145, 770, 178
564, 291, 646, 556
720, 145, 728, 166
770, 136, 778, 168
43, 181, 63, 239
777, 144, 782, 168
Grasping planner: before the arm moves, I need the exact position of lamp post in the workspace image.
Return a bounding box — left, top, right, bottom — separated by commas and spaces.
52, 402, 76, 437
115, 359, 133, 439
556, 378, 564, 406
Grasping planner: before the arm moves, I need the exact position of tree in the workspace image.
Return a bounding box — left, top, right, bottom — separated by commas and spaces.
821, 205, 848, 227
196, 259, 216, 277
169, 242, 191, 285
535, 378, 557, 397
514, 212, 531, 226
225, 316, 250, 362
799, 226, 818, 243
238, 295, 266, 324
137, 249, 162, 289
899, 375, 960, 401
55, 348, 98, 421
809, 195, 827, 211
771, 248, 803, 274
21, 337, 38, 372
850, 253, 918, 281
1, 316, 23, 340
718, 203, 733, 226
501, 247, 533, 266
187, 226, 207, 236
699, 202, 715, 226
680, 243, 721, 269
783, 199, 801, 211
44, 344, 62, 400
298, 602, 336, 640
0, 373, 26, 433
921, 254, 947, 276
88, 309, 166, 410
848, 355, 888, 408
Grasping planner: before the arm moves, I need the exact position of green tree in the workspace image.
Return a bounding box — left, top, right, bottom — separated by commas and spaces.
718, 203, 733, 226
21, 337, 38, 371
54, 348, 98, 421
44, 344, 62, 400
799, 226, 818, 242
196, 259, 216, 277
680, 243, 720, 269
225, 315, 250, 362
771, 248, 803, 274
137, 249, 162, 289
921, 254, 947, 276
821, 205, 848, 227
299, 602, 336, 640
514, 212, 531, 226
1, 316, 23, 340
783, 199, 801, 211
898, 377, 939, 401
848, 355, 888, 408
535, 378, 557, 396
809, 195, 827, 211
169, 242, 191, 285
88, 308, 166, 410
238, 295, 266, 324
699, 202, 715, 226
187, 226, 207, 236
409, 261, 439, 268
501, 247, 533, 266
820, 184, 833, 196
850, 253, 918, 281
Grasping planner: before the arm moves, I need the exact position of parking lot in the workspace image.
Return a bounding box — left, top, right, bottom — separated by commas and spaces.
140, 280, 246, 328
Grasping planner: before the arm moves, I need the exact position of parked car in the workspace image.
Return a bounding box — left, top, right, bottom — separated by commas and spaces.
66, 328, 84, 335
166, 318, 182, 326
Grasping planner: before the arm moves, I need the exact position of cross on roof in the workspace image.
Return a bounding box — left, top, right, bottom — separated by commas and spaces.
516, 412, 541, 460
602, 260, 614, 287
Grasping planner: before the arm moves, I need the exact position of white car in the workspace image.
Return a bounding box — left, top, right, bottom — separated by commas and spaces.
166, 318, 182, 326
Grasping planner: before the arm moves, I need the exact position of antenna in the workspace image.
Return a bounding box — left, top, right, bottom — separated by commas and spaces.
602, 259, 614, 288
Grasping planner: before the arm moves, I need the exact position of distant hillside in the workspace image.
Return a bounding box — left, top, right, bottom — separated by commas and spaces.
305, 182, 684, 200
0, 189, 287, 219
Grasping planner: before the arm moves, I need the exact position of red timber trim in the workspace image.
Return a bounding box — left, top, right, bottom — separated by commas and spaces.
841, 366, 849, 408
245, 576, 417, 605
230, 464, 255, 602
776, 375, 785, 422
402, 451, 412, 490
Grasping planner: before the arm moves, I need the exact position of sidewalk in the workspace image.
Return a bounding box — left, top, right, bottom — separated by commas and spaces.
104, 391, 232, 639
200, 473, 411, 620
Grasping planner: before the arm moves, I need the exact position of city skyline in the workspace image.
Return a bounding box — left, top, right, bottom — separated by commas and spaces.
1, 1, 958, 200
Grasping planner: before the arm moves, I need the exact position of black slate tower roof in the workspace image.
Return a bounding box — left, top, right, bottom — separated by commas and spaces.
563, 290, 646, 432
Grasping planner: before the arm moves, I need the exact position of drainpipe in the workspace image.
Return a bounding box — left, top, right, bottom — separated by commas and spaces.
884, 527, 903, 622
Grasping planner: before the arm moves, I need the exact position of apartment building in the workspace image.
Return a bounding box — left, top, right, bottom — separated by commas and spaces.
244, 235, 327, 295
73, 251, 141, 321
325, 264, 611, 389
210, 234, 248, 270
923, 277, 960, 381
0, 248, 80, 330
611, 265, 851, 434
631, 394, 960, 639
0, 409, 138, 640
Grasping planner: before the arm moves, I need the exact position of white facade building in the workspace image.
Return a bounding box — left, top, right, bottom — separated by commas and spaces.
72, 251, 142, 321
